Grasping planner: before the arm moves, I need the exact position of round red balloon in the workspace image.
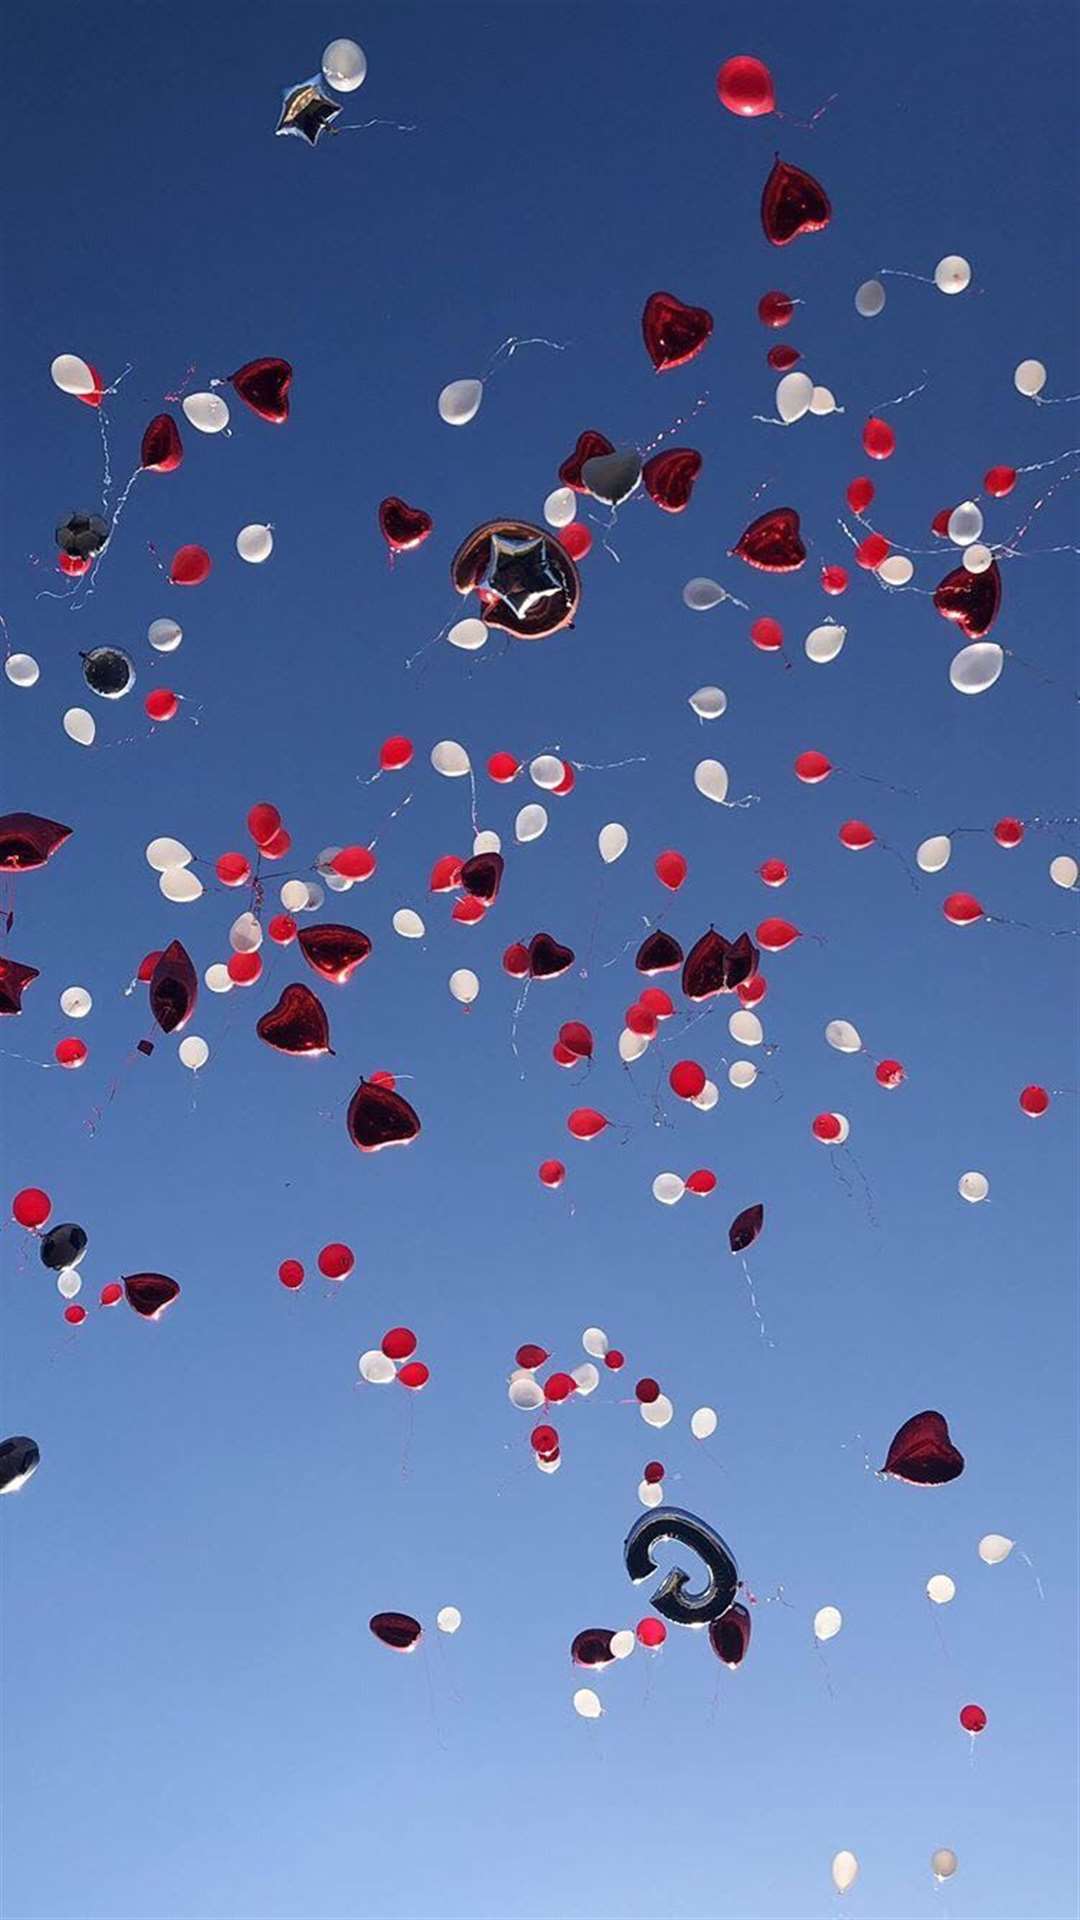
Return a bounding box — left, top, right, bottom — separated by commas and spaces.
716, 54, 775, 117
278, 1259, 305, 1290
145, 689, 179, 723
943, 892, 984, 927
984, 465, 1017, 499
993, 817, 1024, 848
750, 616, 783, 652
54, 1037, 87, 1069
821, 564, 848, 596
759, 858, 788, 887
686, 1168, 717, 1195
561, 523, 592, 562
670, 1060, 706, 1100
568, 1108, 608, 1141
1019, 1084, 1050, 1117
839, 819, 876, 851
487, 752, 520, 784
216, 851, 251, 887
862, 417, 896, 461
812, 1112, 842, 1143
539, 1158, 565, 1188
100, 1282, 123, 1307
12, 1187, 50, 1230
795, 750, 832, 784
169, 544, 211, 587
380, 735, 413, 771
636, 1616, 667, 1648
398, 1361, 429, 1391
757, 289, 794, 328
756, 917, 800, 952
960, 1704, 987, 1735
655, 850, 687, 890
846, 477, 874, 514
875, 1059, 905, 1089
318, 1242, 354, 1281
856, 534, 889, 571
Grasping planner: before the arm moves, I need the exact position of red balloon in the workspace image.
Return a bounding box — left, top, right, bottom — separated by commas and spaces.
641, 291, 713, 372
0, 813, 72, 873
332, 845, 376, 882
636, 1616, 667, 1648
560, 522, 592, 561
99, 1282, 123, 1307
553, 1022, 590, 1063
378, 496, 433, 554
686, 1168, 717, 1195
846, 476, 875, 514
123, 1272, 180, 1319
757, 289, 794, 328
263, 827, 293, 861
1019, 1084, 1050, 1117
230, 358, 292, 424
140, 413, 183, 473
398, 1361, 429, 1390
759, 857, 788, 886
145, 688, 179, 723
538, 1159, 565, 1189
58, 552, 91, 577
639, 987, 674, 1018
268, 913, 297, 945
552, 761, 575, 796
380, 735, 413, 771
636, 929, 683, 974
862, 416, 896, 461
530, 1424, 559, 1455
12, 1187, 50, 1229
558, 429, 615, 493
552, 1041, 576, 1067
75, 364, 104, 408
503, 942, 531, 978
227, 950, 262, 986
855, 533, 889, 570
839, 819, 876, 851
932, 508, 953, 537
737, 974, 766, 1007
655, 849, 687, 891
278, 1259, 304, 1290
820, 564, 848, 595
430, 854, 464, 892
642, 447, 702, 514
734, 507, 806, 572
169, 543, 211, 587
517, 1343, 549, 1369
643, 1461, 665, 1484
795, 750, 832, 783
298, 924, 372, 984
984, 464, 1017, 498
635, 1377, 660, 1404
812, 1112, 842, 1143
545, 1372, 576, 1403
54, 1037, 87, 1069
756, 917, 800, 952
717, 54, 775, 117
767, 344, 801, 371
256, 982, 331, 1056
487, 752, 520, 784
318, 1242, 354, 1281
993, 816, 1024, 848
875, 1059, 905, 1089
346, 1079, 421, 1153
137, 950, 162, 983
750, 616, 784, 652
882, 1409, 964, 1485
960, 1704, 987, 1735
528, 932, 574, 979
216, 851, 251, 887
626, 1004, 658, 1037
247, 801, 282, 847
567, 1107, 608, 1141
761, 158, 831, 245
604, 1349, 625, 1371
453, 896, 486, 925
64, 1304, 87, 1326
370, 1070, 396, 1089
149, 940, 197, 1033
670, 1059, 706, 1100
681, 928, 759, 1000
943, 892, 984, 927
934, 559, 1002, 638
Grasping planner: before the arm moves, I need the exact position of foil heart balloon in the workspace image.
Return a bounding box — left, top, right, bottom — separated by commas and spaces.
682, 928, 759, 1000
760, 158, 832, 246
378, 496, 433, 554
140, 413, 183, 473
881, 1410, 965, 1486
728, 1203, 764, 1254
642, 448, 703, 514
0, 957, 40, 1015
229, 357, 292, 423
635, 929, 684, 975
256, 983, 332, 1056
149, 940, 197, 1034
347, 1079, 422, 1152
123, 1272, 181, 1320
298, 924, 372, 985
558, 429, 615, 492
528, 932, 575, 979
0, 813, 73, 872
580, 449, 643, 507
733, 506, 806, 572
933, 559, 1002, 638
459, 851, 503, 903
641, 291, 714, 372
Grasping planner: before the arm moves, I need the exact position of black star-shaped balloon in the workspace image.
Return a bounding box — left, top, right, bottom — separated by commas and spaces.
276, 80, 342, 145
0, 956, 39, 1017
481, 533, 563, 619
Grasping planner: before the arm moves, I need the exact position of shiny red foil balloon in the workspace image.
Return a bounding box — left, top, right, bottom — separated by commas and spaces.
733, 507, 806, 572
761, 159, 831, 246
642, 447, 702, 513
378, 496, 433, 553
641, 291, 714, 372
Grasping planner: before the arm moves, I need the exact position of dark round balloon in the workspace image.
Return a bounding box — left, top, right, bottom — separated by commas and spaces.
451, 520, 580, 640
82, 647, 136, 699
0, 1435, 40, 1495
40, 1222, 88, 1271
370, 1610, 422, 1652
56, 510, 110, 558
571, 1628, 616, 1668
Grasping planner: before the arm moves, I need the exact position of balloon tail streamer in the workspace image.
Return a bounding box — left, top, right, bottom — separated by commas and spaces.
466, 767, 479, 835
738, 1256, 773, 1345
877, 266, 936, 285
875, 375, 930, 411
404, 618, 450, 672
1033, 390, 1080, 407
163, 361, 197, 403
484, 335, 568, 380
509, 977, 531, 1072
776, 90, 838, 131
640, 391, 710, 457
601, 912, 656, 970
846, 763, 920, 801
880, 839, 921, 892
1003, 648, 1080, 702
333, 116, 419, 136
814, 1639, 836, 1700
1018, 1550, 1045, 1601
999, 465, 1080, 553
569, 752, 650, 773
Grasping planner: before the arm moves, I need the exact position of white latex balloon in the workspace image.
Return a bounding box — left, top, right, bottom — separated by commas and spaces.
927, 1574, 956, 1605
582, 1328, 609, 1359
728, 1061, 757, 1090
536, 1452, 561, 1474
959, 1170, 989, 1204
855, 278, 886, 317
962, 543, 994, 574
508, 1376, 545, 1411
832, 1112, 851, 1144
148, 617, 182, 652
877, 554, 914, 586
693, 758, 729, 804
63, 707, 95, 747
51, 353, 96, 398
571, 1364, 599, 1396
470, 833, 500, 859
640, 1394, 673, 1429
639, 1479, 663, 1507
325, 871, 352, 893
776, 371, 814, 423
449, 968, 479, 1006
438, 378, 483, 426
689, 685, 727, 720
321, 37, 367, 91
826, 1019, 862, 1053
316, 847, 341, 875
5, 653, 39, 687
160, 867, 203, 903
950, 641, 1003, 695
694, 1079, 719, 1110
947, 501, 983, 546
436, 1605, 462, 1635
652, 1172, 685, 1206
205, 963, 233, 994
978, 1533, 1014, 1566
544, 486, 576, 529
236, 523, 273, 564
832, 1852, 859, 1896
809, 385, 837, 416
935, 255, 971, 295
682, 577, 726, 611
916, 834, 952, 874
515, 804, 547, 844
178, 1035, 209, 1071
611, 1629, 635, 1660
690, 1407, 718, 1440
229, 912, 262, 953
304, 883, 324, 913
931, 1849, 959, 1882
57, 1270, 82, 1299
146, 836, 192, 872
359, 1350, 396, 1384
573, 1688, 602, 1720
280, 880, 309, 912
393, 908, 425, 939
60, 986, 92, 1019
182, 391, 230, 434
1014, 358, 1047, 398
598, 822, 628, 864
814, 1605, 843, 1642
530, 754, 564, 790
805, 622, 846, 664
729, 1010, 763, 1047
448, 617, 488, 651
1050, 855, 1079, 889
619, 1027, 649, 1063
431, 739, 471, 777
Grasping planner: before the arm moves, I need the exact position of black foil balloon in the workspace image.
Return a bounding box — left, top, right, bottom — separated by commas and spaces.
624, 1507, 739, 1626
82, 647, 135, 699
55, 509, 109, 558
459, 852, 503, 904
528, 932, 574, 979
729, 1203, 765, 1254
370, 1611, 422, 1652
881, 1411, 965, 1486
571, 1628, 617, 1668
0, 1436, 40, 1495
636, 929, 683, 974
40, 1222, 88, 1271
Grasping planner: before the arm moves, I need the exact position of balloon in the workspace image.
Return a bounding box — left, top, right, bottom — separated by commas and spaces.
682, 928, 758, 998
431, 739, 471, 778
624, 1507, 739, 1626
370, 1612, 422, 1653
178, 1035, 209, 1071
636, 1616, 667, 1647
978, 1533, 1014, 1566
0, 814, 72, 873
236, 523, 273, 564
984, 464, 1017, 498
544, 486, 576, 528
13, 1187, 51, 1230
159, 867, 203, 903
56, 509, 109, 559
758, 289, 794, 327
917, 834, 951, 874
205, 962, 234, 992
882, 1410, 964, 1485
5, 652, 39, 688
656, 850, 687, 890
515, 804, 547, 844
0, 1437, 40, 1495
805, 621, 845, 664
931, 1849, 959, 1882
257, 983, 331, 1057
839, 819, 876, 851
761, 158, 831, 246
682, 576, 727, 610
960, 1703, 987, 1734
438, 379, 483, 426
449, 968, 479, 1007
959, 1170, 990, 1203
392, 908, 425, 940
729, 1010, 762, 1047
148, 617, 182, 652
690, 1407, 717, 1440
358, 1349, 395, 1383
878, 554, 914, 586
813, 1605, 842, 1642
572, 1688, 602, 1719
820, 564, 848, 595
2, 958, 40, 1018
579, 448, 642, 508
729, 1203, 764, 1254
709, 1602, 752, 1667
459, 851, 503, 904
1050, 855, 1079, 889
733, 506, 806, 571
776, 370, 813, 423
509, 1375, 546, 1409
530, 754, 564, 791
826, 1019, 861, 1053
855, 278, 886, 317
768, 344, 801, 370
322, 37, 366, 90
598, 822, 628, 864
379, 735, 413, 772
812, 1111, 846, 1144
347, 1079, 420, 1151
170, 544, 212, 587
950, 641, 1003, 695
641, 291, 713, 372
378, 497, 433, 556
122, 1272, 180, 1319
643, 447, 702, 512
54, 1036, 87, 1069
693, 759, 731, 805
716, 54, 775, 116
145, 688, 179, 723
149, 942, 198, 1035
927, 1574, 956, 1605
141, 413, 183, 472
689, 685, 726, 720
229, 358, 292, 424
436, 1606, 462, 1635
832, 1852, 859, 1896
448, 617, 488, 651
948, 500, 983, 546
572, 1364, 600, 1396
82, 646, 135, 700
1019, 1083, 1050, 1117
182, 391, 230, 434
568, 1107, 607, 1141
1014, 358, 1047, 398
59, 985, 92, 1019
934, 559, 1001, 637
63, 707, 95, 746
962, 543, 994, 575
652, 1173, 685, 1207
51, 353, 99, 400
943, 892, 984, 926
935, 255, 971, 294
277, 70, 343, 141
756, 917, 799, 952
559, 429, 615, 492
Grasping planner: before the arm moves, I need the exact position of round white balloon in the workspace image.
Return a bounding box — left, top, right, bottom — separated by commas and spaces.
611, 1630, 635, 1660
182, 391, 230, 434
359, 1350, 396, 1384
694, 1078, 720, 1110
530, 754, 564, 790
160, 867, 203, 903
582, 1328, 609, 1358
931, 1849, 959, 1882
51, 353, 96, 398
855, 278, 886, 317
926, 1574, 956, 1605
436, 1605, 462, 1634
449, 968, 479, 1006
448, 617, 488, 651
958, 1170, 989, 1204
573, 1688, 602, 1720
832, 1852, 859, 1896
57, 1269, 82, 1299
393, 908, 425, 939
690, 1407, 718, 1440
571, 1364, 599, 1396
280, 880, 309, 912
5, 653, 39, 688
472, 829, 501, 856
1014, 358, 1047, 398
682, 577, 726, 612
322, 38, 367, 91
652, 1172, 685, 1206
805, 622, 846, 664
878, 553, 914, 586
693, 759, 729, 804
825, 1019, 862, 1053
148, 617, 182, 652
619, 1027, 649, 1063
978, 1533, 1014, 1566
963, 543, 994, 574
236, 523, 273, 564
640, 1394, 673, 1429
689, 685, 726, 720
508, 1376, 545, 1411
728, 1061, 757, 1090
776, 371, 814, 424
543, 486, 576, 529
809, 385, 837, 416
438, 378, 483, 426
814, 1605, 843, 1642
59, 986, 92, 1018
638, 1479, 663, 1507
146, 836, 192, 872
431, 739, 471, 777
178, 1035, 209, 1071
63, 707, 95, 747
950, 641, 1003, 695
598, 822, 628, 864
947, 501, 983, 546
229, 911, 262, 953
1049, 854, 1079, 890
515, 804, 547, 844
934, 255, 971, 295
916, 834, 952, 873
205, 963, 233, 994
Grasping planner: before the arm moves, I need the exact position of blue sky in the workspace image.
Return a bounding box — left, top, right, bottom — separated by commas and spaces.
2, 4, 1077, 1917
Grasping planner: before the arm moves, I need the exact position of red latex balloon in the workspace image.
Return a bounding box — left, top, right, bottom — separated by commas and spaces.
262, 827, 292, 861
538, 1159, 565, 1188
247, 802, 282, 847
12, 1187, 50, 1229
58, 552, 91, 577
318, 1242, 354, 1281
943, 892, 984, 927
759, 858, 788, 886
812, 1112, 842, 1142
839, 819, 876, 850
552, 761, 575, 796
761, 158, 831, 245
369, 1070, 396, 1089
643, 1461, 665, 1484
54, 1037, 87, 1069
636, 1616, 667, 1649
767, 344, 801, 371
559, 1021, 593, 1060
169, 544, 211, 587
145, 688, 179, 723
256, 982, 331, 1057
882, 1409, 964, 1485
862, 416, 896, 461
960, 1704, 987, 1735
717, 55, 775, 117
398, 1361, 429, 1390
140, 413, 183, 473
875, 1059, 905, 1089
604, 1349, 625, 1370
984, 464, 1017, 498
756, 917, 800, 952
737, 974, 767, 1007
227, 950, 262, 986
686, 1168, 717, 1195
378, 496, 433, 554
298, 924, 372, 984
552, 1042, 576, 1067
332, 845, 376, 882
635, 1378, 660, 1404
846, 477, 875, 514
821, 564, 848, 595
934, 560, 1002, 639
795, 750, 832, 783
567, 1108, 608, 1141
560, 522, 592, 561
137, 950, 162, 983
503, 942, 531, 978
641, 292, 713, 372
642, 447, 702, 513
380, 735, 413, 771
751, 616, 784, 652
429, 854, 464, 892
1019, 1084, 1050, 1117
229, 358, 292, 424
757, 289, 794, 328
268, 913, 297, 945
216, 851, 251, 887
75, 364, 104, 408
994, 817, 1024, 848
670, 1060, 706, 1100
278, 1259, 304, 1290
452, 896, 486, 925
734, 507, 806, 572
530, 1424, 559, 1455
99, 1282, 123, 1307
488, 753, 522, 789
932, 508, 953, 537
639, 987, 674, 1018
516, 1343, 549, 1369
545, 1372, 576, 1403
64, 1304, 87, 1326
856, 534, 890, 570
626, 1004, 658, 1037
558, 429, 615, 493
655, 849, 687, 891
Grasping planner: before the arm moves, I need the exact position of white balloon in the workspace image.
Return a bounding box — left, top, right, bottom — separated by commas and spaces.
205, 963, 233, 994
536, 1452, 561, 1475
182, 391, 230, 434
146, 837, 193, 872
148, 616, 183, 652
950, 640, 1003, 695
931, 1848, 959, 1882
809, 385, 838, 416
393, 908, 425, 939
978, 1533, 1014, 1566
877, 554, 914, 586
689, 685, 727, 720
51, 352, 96, 398
682, 576, 726, 612
1014, 358, 1047, 398
832, 1852, 859, 1896
826, 1019, 862, 1053
728, 1010, 763, 1047
431, 739, 471, 777
359, 1350, 396, 1384
639, 1479, 664, 1507
60, 986, 92, 1019
236, 523, 273, 564
571, 1363, 599, 1396
436, 1605, 462, 1635
693, 758, 729, 804
315, 847, 340, 874
814, 1605, 843, 1642
934, 255, 971, 295
962, 543, 994, 574
5, 653, 39, 688
582, 1327, 609, 1358
690, 1407, 718, 1440
610, 1629, 635, 1660
280, 880, 309, 912
322, 37, 367, 91
530, 754, 564, 790
619, 1027, 649, 1064
515, 803, 547, 844
160, 866, 203, 903
598, 822, 628, 864
449, 968, 479, 1006
640, 1393, 673, 1429
728, 1061, 757, 1090
448, 617, 488, 651
855, 278, 886, 317
916, 834, 952, 874
776, 371, 814, 423
438, 378, 483, 426
229, 911, 262, 953
304, 882, 324, 913
652, 1172, 685, 1206
959, 1170, 989, 1204
927, 1574, 956, 1605
832, 1112, 851, 1144
1049, 854, 1079, 890
178, 1035, 209, 1071
57, 1269, 83, 1299
325, 870, 352, 893
63, 706, 95, 747
694, 1079, 719, 1110
805, 622, 846, 664
573, 1688, 602, 1720
544, 486, 576, 529
947, 500, 983, 546
508, 1376, 545, 1411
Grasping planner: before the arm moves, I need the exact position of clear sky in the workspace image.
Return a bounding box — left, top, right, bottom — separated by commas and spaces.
1, 5, 1077, 1919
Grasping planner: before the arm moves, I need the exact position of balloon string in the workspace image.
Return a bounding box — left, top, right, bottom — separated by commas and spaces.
844, 764, 920, 800
405, 618, 449, 671
483, 335, 568, 381
1003, 648, 1080, 702
874, 375, 930, 411
880, 839, 921, 892
1017, 445, 1080, 474
332, 116, 418, 136
164, 361, 197, 403
1018, 1550, 1045, 1600
719, 792, 759, 810
738, 1256, 773, 1345
1033, 390, 1080, 406
987, 914, 1079, 938
466, 768, 479, 835
640, 391, 710, 457
509, 976, 531, 1072
876, 266, 936, 285
569, 753, 649, 772
776, 90, 838, 132
601, 912, 656, 970
999, 465, 1080, 551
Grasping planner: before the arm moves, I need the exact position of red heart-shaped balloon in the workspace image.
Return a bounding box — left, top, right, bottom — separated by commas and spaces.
0, 813, 73, 872
256, 983, 331, 1056
140, 413, 183, 473
761, 159, 832, 247
708, 1602, 752, 1668
229, 357, 292, 424
298, 924, 372, 985
528, 932, 575, 979
642, 292, 714, 372
558, 430, 615, 493
728, 1203, 764, 1254
149, 940, 198, 1035
733, 506, 806, 572
459, 851, 504, 903
642, 447, 703, 514
0, 956, 39, 1016
123, 1272, 180, 1320
933, 560, 1002, 638
635, 929, 684, 975
882, 1410, 965, 1486
378, 496, 433, 554
347, 1080, 421, 1152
